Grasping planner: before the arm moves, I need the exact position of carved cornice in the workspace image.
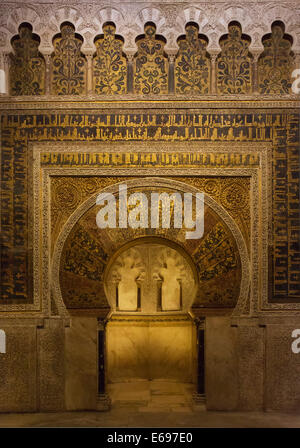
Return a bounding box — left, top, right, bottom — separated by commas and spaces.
0, 96, 299, 111
107, 313, 193, 323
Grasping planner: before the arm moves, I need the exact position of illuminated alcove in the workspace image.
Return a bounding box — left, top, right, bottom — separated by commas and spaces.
104, 239, 197, 314
57, 178, 246, 410
104, 239, 198, 391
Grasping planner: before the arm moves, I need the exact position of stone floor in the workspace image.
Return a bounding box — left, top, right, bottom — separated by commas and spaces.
0, 380, 300, 428
108, 380, 195, 413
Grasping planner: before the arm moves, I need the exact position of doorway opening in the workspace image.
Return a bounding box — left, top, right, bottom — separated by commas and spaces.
103, 238, 203, 411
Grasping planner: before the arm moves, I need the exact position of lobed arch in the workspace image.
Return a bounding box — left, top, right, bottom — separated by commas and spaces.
135, 7, 166, 34
4, 15, 297, 96
51, 178, 250, 318
0, 3, 299, 57
6, 17, 296, 58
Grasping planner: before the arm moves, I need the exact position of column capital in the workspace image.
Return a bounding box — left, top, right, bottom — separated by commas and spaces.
168, 54, 176, 64
251, 51, 261, 63
209, 51, 219, 62
97, 314, 110, 329
84, 52, 94, 60
194, 316, 205, 329
166, 50, 177, 62
44, 53, 51, 63
126, 53, 135, 64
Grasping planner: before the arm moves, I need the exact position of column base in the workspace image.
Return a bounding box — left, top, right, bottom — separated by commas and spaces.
96, 394, 111, 412
192, 393, 206, 410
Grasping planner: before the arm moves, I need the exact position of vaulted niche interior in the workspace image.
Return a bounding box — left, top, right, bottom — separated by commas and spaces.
104, 238, 199, 394
104, 238, 198, 315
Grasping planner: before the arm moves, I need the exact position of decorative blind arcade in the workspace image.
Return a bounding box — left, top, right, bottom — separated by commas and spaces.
9, 21, 295, 96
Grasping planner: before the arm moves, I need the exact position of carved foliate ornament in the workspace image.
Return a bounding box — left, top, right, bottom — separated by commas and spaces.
217, 23, 252, 94
51, 23, 86, 95
93, 23, 127, 94
258, 24, 295, 94
10, 25, 45, 96
134, 24, 168, 95
175, 24, 210, 94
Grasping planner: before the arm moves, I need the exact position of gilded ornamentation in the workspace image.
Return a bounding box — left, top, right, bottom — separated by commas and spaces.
175, 24, 210, 94
193, 221, 240, 308
220, 181, 248, 211
51, 23, 86, 95
1, 112, 299, 315
194, 222, 237, 273
217, 23, 252, 94
53, 180, 81, 210
93, 23, 127, 94
51, 176, 126, 250
0, 2, 300, 57
58, 190, 242, 309
177, 177, 250, 248
9, 24, 45, 96
258, 24, 295, 94
134, 24, 168, 95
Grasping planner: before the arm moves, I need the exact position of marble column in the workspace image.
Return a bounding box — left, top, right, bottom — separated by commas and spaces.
86, 53, 94, 94
193, 317, 206, 404
96, 318, 111, 411
126, 53, 134, 93
44, 53, 51, 95
210, 52, 218, 94
252, 51, 260, 95
0, 53, 10, 95
168, 53, 176, 93
115, 282, 119, 311
156, 279, 163, 311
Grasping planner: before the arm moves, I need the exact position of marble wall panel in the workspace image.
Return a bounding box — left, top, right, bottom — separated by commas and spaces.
205, 316, 239, 410
237, 325, 264, 410
0, 321, 37, 412
149, 321, 194, 382
106, 320, 195, 384
37, 318, 65, 411
265, 324, 300, 412
65, 317, 98, 410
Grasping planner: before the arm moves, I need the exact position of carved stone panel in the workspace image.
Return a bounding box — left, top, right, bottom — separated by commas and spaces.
51, 23, 86, 95
134, 23, 168, 95
10, 24, 45, 96
57, 182, 243, 311
258, 23, 295, 94
93, 23, 127, 95
175, 24, 210, 94
217, 23, 252, 94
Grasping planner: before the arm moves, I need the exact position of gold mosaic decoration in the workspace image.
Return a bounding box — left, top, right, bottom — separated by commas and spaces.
93, 23, 127, 94
134, 24, 168, 94
1, 111, 299, 307
217, 23, 252, 94
174, 177, 250, 250
51, 23, 86, 95
258, 24, 295, 94
51, 176, 128, 254
10, 25, 45, 96
175, 24, 210, 94
50, 176, 250, 256
58, 186, 242, 309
